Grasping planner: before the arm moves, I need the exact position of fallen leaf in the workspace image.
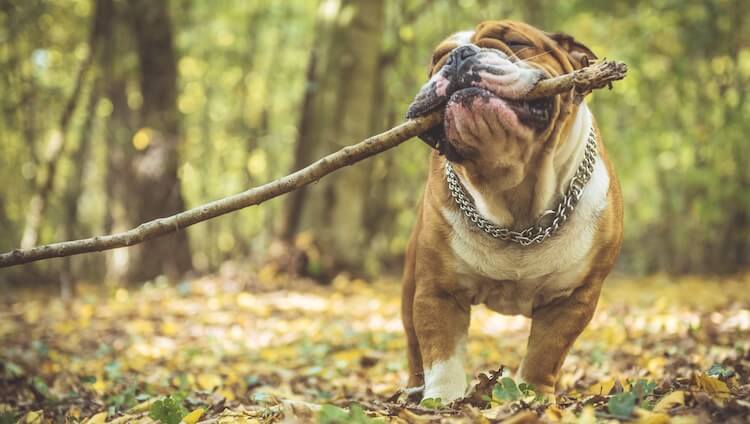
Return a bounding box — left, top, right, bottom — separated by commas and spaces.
83, 412, 107, 424
181, 408, 204, 424
587, 378, 615, 395
501, 410, 538, 424
128, 398, 158, 414
634, 409, 670, 424
577, 406, 596, 424
653, 390, 685, 413
608, 392, 637, 419
21, 410, 43, 423
197, 373, 223, 390
693, 373, 730, 405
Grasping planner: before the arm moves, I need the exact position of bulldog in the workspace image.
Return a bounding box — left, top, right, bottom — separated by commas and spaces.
402, 20, 623, 402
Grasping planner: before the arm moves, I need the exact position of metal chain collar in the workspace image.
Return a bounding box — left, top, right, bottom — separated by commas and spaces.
445, 128, 599, 246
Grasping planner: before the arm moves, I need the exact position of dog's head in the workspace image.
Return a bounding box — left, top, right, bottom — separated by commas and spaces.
408, 20, 597, 189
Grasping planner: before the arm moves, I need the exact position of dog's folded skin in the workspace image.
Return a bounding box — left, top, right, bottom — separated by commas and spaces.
402, 20, 623, 402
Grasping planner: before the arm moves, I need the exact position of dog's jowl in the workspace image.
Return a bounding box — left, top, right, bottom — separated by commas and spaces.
402, 20, 623, 402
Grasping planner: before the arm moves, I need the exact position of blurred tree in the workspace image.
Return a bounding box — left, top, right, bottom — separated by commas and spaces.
282, 0, 386, 273
100, 0, 192, 282
125, 0, 192, 281
17, 0, 102, 249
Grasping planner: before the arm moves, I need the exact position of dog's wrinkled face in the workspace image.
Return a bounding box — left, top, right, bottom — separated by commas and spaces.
409, 44, 550, 139
408, 21, 596, 188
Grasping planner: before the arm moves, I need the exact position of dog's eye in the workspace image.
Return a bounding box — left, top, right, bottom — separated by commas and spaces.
505, 41, 530, 52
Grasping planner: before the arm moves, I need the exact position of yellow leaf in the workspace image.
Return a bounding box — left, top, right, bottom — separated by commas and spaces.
22, 410, 43, 423
694, 373, 730, 404
160, 321, 179, 336
197, 373, 223, 390
127, 398, 158, 414
332, 348, 365, 363
92, 378, 108, 395
501, 411, 537, 424
671, 416, 700, 424
587, 378, 615, 395
634, 408, 670, 424
654, 390, 685, 413
181, 408, 205, 424
84, 412, 108, 424
577, 406, 596, 424
66, 406, 81, 419
544, 404, 563, 422
220, 388, 236, 401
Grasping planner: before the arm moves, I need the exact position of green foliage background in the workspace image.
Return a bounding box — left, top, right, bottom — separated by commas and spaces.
1, 0, 748, 282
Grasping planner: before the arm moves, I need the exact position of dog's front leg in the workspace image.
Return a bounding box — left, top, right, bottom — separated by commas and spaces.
517, 277, 604, 396
412, 285, 470, 402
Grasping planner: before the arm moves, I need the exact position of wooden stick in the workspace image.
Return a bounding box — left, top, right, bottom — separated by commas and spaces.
0, 60, 627, 269
0, 114, 442, 268
524, 59, 628, 99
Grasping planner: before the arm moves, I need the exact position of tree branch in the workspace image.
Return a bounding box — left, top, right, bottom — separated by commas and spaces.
0, 60, 627, 269
524, 59, 628, 99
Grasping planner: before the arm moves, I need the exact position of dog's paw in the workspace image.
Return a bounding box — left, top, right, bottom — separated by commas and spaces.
386, 385, 424, 404
403, 385, 425, 397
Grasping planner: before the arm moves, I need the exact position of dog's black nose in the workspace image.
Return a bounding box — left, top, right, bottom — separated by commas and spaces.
448, 44, 480, 68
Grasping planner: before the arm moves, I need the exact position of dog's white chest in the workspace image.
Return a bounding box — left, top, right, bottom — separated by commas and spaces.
442, 155, 610, 316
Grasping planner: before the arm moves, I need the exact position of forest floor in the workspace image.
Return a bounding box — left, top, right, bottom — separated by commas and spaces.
1, 266, 749, 423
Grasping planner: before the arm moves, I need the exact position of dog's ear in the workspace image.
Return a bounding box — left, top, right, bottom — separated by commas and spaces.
546, 32, 598, 69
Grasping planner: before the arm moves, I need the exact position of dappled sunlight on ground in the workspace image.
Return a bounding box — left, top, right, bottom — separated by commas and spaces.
1, 271, 749, 422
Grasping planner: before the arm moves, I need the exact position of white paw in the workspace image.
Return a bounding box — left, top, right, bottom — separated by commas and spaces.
423, 355, 467, 402
403, 385, 424, 396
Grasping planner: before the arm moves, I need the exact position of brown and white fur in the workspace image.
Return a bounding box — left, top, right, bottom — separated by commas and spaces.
402, 20, 623, 402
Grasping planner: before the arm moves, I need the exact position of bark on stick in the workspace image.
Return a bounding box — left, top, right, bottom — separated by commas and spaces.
525, 59, 628, 99
0, 60, 627, 269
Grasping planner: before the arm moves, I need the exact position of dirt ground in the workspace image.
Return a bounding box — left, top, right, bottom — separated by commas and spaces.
1, 266, 749, 423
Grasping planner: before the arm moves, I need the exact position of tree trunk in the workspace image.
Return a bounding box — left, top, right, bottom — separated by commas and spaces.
60, 81, 100, 298
281, 0, 385, 274
281, 49, 318, 242
113, 0, 192, 282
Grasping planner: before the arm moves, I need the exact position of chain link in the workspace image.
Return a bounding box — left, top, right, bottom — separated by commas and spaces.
445, 128, 599, 246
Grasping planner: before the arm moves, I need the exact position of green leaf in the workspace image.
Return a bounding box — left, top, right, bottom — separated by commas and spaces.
31, 376, 57, 401
80, 375, 97, 384
492, 377, 522, 402
318, 405, 349, 423
107, 385, 138, 411
419, 397, 443, 409
707, 363, 734, 378
149, 396, 188, 424
104, 361, 122, 380
608, 392, 637, 419
318, 404, 376, 423
632, 379, 656, 401
0, 411, 18, 424
348, 404, 376, 423
2, 361, 24, 377
518, 382, 548, 404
